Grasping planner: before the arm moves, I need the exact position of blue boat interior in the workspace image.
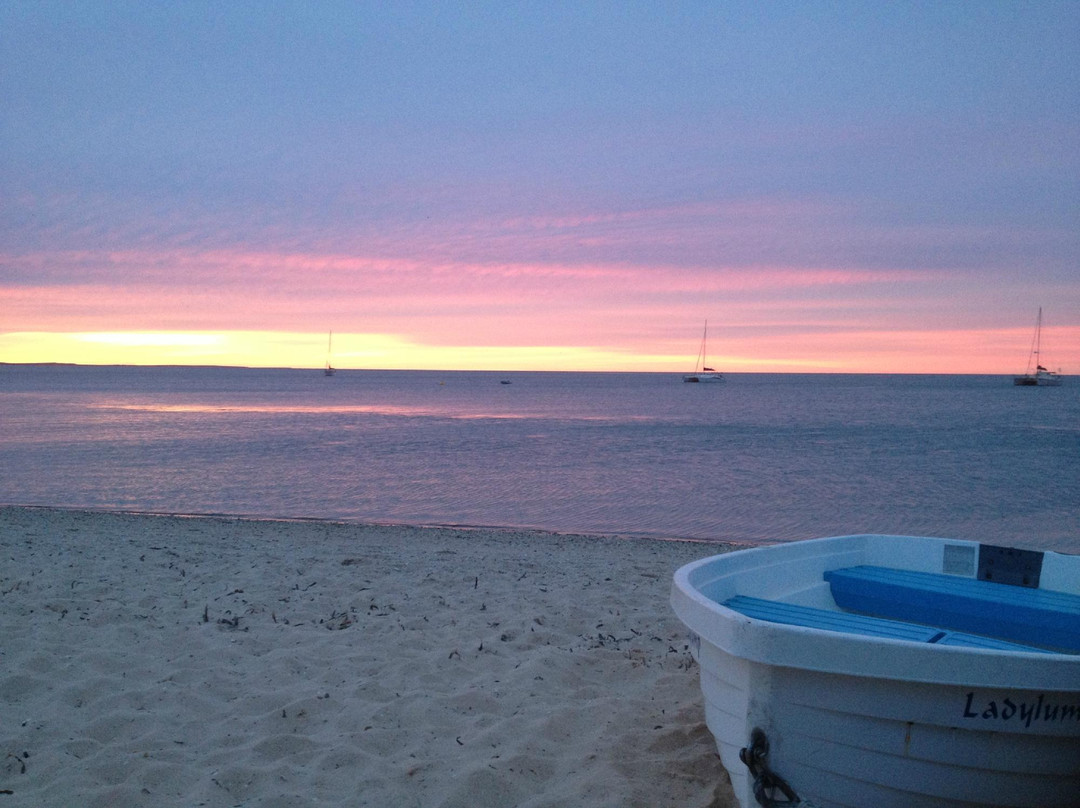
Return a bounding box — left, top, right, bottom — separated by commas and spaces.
824, 566, 1080, 653
723, 595, 1054, 653
722, 558, 1080, 653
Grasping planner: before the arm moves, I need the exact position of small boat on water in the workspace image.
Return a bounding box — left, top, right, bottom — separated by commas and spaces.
683, 320, 724, 383
1014, 308, 1061, 386
671, 534, 1079, 808
324, 330, 336, 377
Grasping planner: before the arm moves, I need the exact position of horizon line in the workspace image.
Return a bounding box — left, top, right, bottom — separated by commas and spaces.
0, 361, 1058, 378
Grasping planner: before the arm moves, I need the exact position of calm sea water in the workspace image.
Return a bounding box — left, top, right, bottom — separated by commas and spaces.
1, 365, 1077, 552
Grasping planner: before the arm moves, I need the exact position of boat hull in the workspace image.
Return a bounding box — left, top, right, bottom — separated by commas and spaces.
672, 535, 1080, 808
683, 374, 724, 383
1013, 374, 1062, 386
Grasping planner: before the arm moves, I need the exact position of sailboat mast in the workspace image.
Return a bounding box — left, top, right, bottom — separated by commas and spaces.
324, 330, 336, 375
1034, 308, 1042, 368
1014, 307, 1060, 386
697, 321, 707, 372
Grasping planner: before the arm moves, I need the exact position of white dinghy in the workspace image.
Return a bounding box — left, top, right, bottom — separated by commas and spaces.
671, 534, 1079, 808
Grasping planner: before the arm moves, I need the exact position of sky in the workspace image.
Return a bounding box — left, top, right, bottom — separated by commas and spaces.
2, 1, 1078, 373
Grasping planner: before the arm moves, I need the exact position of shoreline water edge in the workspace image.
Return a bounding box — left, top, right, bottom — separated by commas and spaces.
0, 505, 738, 808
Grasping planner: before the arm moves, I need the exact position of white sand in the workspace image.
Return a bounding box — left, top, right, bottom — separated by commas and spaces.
0, 507, 737, 808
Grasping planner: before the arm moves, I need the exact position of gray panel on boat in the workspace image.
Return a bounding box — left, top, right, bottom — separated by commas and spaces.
942, 543, 976, 576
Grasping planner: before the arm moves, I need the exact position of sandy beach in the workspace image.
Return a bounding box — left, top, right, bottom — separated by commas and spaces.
0, 506, 736, 807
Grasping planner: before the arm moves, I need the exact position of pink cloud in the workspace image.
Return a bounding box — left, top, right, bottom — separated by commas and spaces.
4, 242, 1075, 375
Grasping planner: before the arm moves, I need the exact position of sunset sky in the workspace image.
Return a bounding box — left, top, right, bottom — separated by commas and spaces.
2, 2, 1078, 373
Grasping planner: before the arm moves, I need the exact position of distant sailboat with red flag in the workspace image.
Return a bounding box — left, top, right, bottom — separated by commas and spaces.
683, 321, 724, 383
1013, 308, 1061, 386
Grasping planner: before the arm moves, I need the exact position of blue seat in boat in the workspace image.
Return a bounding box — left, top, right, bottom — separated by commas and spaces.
723, 596, 1051, 652
824, 566, 1080, 653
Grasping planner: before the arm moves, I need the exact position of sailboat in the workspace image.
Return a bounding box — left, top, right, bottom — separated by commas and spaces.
683, 321, 724, 383
1013, 308, 1061, 386
324, 331, 336, 377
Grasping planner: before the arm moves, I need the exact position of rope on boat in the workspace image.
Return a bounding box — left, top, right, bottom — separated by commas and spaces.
739, 728, 803, 807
